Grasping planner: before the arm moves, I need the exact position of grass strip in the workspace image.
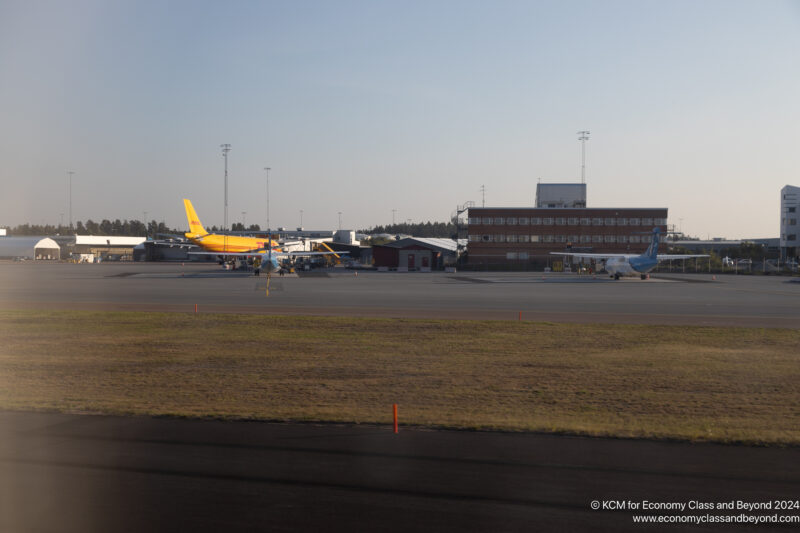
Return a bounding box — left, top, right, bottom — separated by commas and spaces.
1, 310, 799, 444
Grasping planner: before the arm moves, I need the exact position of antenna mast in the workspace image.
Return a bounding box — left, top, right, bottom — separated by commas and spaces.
577, 131, 590, 184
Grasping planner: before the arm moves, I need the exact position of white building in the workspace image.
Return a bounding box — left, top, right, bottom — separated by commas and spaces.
780, 185, 799, 260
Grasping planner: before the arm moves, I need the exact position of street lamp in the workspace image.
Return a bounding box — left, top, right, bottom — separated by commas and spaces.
67, 171, 75, 231
264, 167, 271, 231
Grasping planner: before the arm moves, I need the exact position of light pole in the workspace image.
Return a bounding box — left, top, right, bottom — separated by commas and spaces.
242, 211, 246, 230
220, 144, 231, 248
338, 211, 342, 231
577, 131, 590, 184
264, 167, 271, 232
143, 211, 148, 239
67, 171, 75, 231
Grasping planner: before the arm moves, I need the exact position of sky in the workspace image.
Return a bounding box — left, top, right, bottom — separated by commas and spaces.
1, 0, 799, 239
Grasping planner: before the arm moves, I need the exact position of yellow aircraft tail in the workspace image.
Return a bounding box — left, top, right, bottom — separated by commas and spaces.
183, 199, 208, 237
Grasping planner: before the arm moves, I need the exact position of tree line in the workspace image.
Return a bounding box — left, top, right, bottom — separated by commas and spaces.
7, 219, 458, 238
6, 220, 178, 237
362, 221, 457, 238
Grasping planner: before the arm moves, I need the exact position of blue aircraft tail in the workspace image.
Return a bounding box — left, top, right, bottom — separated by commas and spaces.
643, 228, 661, 259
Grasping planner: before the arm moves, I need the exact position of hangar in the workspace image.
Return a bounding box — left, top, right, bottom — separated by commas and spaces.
0, 237, 61, 260
373, 238, 460, 271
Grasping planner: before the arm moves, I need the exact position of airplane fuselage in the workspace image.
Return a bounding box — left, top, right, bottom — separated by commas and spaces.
604, 256, 658, 278
185, 233, 278, 254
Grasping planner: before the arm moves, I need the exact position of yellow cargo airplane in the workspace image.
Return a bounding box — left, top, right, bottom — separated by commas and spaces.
183, 198, 277, 253
183, 198, 343, 273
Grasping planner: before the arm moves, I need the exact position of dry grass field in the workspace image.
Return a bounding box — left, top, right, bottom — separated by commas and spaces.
1, 310, 799, 444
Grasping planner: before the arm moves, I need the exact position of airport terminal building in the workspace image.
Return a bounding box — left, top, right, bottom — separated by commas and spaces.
466, 184, 667, 268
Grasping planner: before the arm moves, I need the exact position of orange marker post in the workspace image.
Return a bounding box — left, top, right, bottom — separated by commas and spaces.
518, 311, 522, 321
393, 404, 398, 434
194, 304, 198, 314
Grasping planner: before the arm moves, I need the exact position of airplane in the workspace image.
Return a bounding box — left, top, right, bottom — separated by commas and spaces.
182, 198, 343, 274
183, 199, 277, 253
550, 227, 708, 280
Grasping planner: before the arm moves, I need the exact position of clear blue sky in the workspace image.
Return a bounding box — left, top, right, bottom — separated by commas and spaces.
1, 0, 798, 238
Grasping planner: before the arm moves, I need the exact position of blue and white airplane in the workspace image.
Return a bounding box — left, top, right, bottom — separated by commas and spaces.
550, 228, 708, 280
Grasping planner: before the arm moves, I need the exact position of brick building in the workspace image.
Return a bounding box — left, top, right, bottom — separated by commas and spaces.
466, 207, 667, 268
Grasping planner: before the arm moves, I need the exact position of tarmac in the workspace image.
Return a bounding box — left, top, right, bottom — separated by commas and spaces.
0, 262, 799, 327
1, 411, 798, 532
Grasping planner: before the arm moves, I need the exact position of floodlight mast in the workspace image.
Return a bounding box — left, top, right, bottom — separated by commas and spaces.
264, 167, 271, 232
221, 144, 231, 252
577, 131, 590, 184
67, 171, 75, 232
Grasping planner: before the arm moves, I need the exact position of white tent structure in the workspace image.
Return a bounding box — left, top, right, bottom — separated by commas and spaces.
0, 237, 61, 260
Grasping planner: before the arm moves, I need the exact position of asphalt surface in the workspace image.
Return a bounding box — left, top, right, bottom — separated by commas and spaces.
1, 262, 799, 327
2, 412, 799, 532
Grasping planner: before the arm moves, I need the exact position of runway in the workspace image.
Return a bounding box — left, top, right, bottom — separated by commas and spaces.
2, 411, 798, 532
1, 262, 799, 327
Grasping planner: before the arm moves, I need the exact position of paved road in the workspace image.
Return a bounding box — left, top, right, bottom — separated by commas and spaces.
1, 262, 799, 327
1, 412, 798, 532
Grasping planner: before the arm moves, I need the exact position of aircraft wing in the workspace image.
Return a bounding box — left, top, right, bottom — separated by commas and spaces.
656, 254, 709, 260
550, 252, 636, 259
187, 250, 346, 257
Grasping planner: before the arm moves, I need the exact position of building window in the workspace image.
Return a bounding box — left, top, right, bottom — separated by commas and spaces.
790, 219, 797, 226
519, 252, 529, 260
507, 234, 518, 243
630, 235, 640, 243
592, 235, 602, 243
604, 218, 616, 226
519, 235, 530, 243
494, 217, 504, 225
592, 218, 603, 226
518, 217, 529, 225
629, 218, 640, 226
468, 235, 480, 242
531, 235, 540, 242
580, 235, 591, 243
568, 235, 579, 243
580, 218, 590, 225
789, 207, 796, 213
543, 235, 554, 243
495, 234, 506, 242
481, 235, 493, 242
604, 235, 616, 243
568, 217, 579, 225
618, 235, 628, 243
555, 217, 566, 225
531, 217, 541, 225
641, 218, 652, 225
655, 218, 667, 225
468, 217, 481, 225
506, 217, 517, 225
542, 217, 553, 225
617, 218, 627, 226
506, 252, 518, 260
556, 235, 566, 243
789, 235, 798, 241
483, 217, 493, 225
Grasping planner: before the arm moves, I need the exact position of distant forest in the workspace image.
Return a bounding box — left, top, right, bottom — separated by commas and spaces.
361, 221, 457, 238
5, 220, 460, 238
7, 220, 178, 237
